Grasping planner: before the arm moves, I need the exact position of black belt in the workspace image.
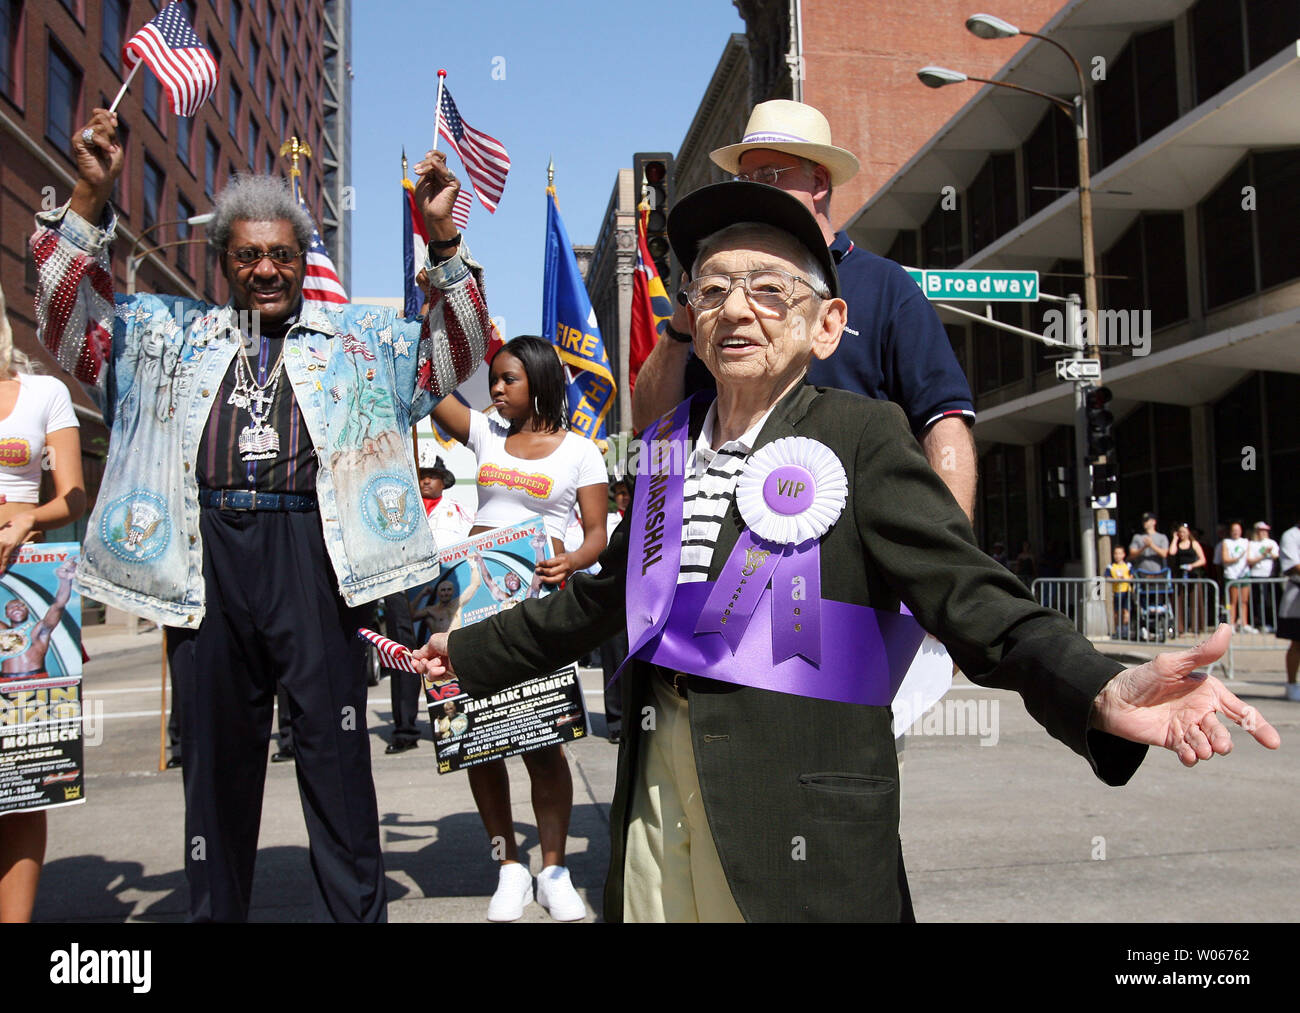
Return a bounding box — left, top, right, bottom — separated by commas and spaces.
199, 489, 318, 512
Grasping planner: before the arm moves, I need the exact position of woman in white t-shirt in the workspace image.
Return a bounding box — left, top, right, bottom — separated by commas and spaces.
0, 282, 86, 923
1221, 521, 1253, 631
432, 336, 607, 922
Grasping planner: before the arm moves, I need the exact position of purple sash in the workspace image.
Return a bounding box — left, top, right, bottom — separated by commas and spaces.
617, 394, 925, 705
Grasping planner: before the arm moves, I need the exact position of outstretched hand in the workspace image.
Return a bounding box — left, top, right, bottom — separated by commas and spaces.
410, 633, 454, 679
1091, 624, 1281, 766
69, 109, 124, 223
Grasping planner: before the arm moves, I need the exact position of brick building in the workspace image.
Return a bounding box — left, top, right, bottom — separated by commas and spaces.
0, 0, 350, 544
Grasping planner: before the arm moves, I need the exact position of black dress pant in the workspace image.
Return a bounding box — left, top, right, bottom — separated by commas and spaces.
599, 628, 628, 737
382, 592, 421, 745
167, 507, 386, 923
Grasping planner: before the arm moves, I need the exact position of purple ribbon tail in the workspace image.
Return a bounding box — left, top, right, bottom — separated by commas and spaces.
695, 528, 780, 654
771, 541, 822, 665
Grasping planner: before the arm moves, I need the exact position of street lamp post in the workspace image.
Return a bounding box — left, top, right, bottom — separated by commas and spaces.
919, 16, 1108, 596
126, 212, 214, 295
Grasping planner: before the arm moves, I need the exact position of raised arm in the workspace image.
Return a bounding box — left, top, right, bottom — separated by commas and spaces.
432, 394, 472, 445
30, 108, 125, 395
403, 150, 491, 422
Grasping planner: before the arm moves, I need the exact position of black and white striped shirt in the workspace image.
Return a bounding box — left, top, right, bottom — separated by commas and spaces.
678, 402, 777, 584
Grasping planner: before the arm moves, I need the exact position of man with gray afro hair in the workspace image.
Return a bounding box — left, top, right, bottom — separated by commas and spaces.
30, 105, 493, 923
207, 174, 314, 255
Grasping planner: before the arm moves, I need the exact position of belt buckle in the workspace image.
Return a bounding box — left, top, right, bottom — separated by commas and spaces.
249, 491, 260, 511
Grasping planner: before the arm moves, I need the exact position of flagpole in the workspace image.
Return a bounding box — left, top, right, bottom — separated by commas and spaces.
405, 147, 421, 466
108, 61, 143, 114
432, 70, 447, 153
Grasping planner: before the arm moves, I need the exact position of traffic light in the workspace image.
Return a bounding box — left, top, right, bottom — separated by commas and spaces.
1084, 385, 1114, 460
1090, 460, 1117, 504
633, 152, 675, 289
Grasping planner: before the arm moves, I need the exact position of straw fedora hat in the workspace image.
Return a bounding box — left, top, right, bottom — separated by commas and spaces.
710, 100, 860, 186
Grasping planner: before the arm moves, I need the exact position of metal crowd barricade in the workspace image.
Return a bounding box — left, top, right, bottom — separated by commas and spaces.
1224, 577, 1291, 679
1031, 575, 1221, 649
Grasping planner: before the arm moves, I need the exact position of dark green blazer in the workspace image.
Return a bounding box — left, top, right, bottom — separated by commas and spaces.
450, 383, 1147, 922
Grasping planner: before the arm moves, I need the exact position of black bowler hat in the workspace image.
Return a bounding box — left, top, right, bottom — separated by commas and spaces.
667, 180, 840, 299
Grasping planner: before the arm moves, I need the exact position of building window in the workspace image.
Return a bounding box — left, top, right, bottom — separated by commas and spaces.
1213, 377, 1265, 527
1101, 213, 1188, 332
1097, 25, 1177, 169
978, 444, 1028, 556
264, 73, 273, 117
180, 0, 197, 27
1116, 405, 1195, 543
973, 303, 1026, 395
1266, 372, 1300, 524
1200, 149, 1300, 310
228, 0, 239, 49
205, 131, 219, 196
885, 229, 918, 269
921, 198, 962, 269
177, 195, 195, 276
0, 0, 22, 105
279, 102, 287, 140
1193, 0, 1300, 105
113, 115, 131, 215
264, 145, 274, 175
966, 152, 1017, 255
46, 41, 81, 154
228, 80, 241, 139
247, 118, 258, 166
1022, 108, 1078, 218
247, 35, 258, 80
101, 0, 127, 73
57, 0, 82, 22
177, 114, 192, 167
143, 68, 162, 127
143, 155, 164, 230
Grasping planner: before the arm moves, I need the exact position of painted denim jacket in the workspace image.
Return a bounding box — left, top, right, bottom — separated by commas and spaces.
30, 203, 489, 628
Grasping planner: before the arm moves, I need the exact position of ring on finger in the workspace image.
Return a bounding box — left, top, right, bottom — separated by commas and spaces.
81, 128, 95, 144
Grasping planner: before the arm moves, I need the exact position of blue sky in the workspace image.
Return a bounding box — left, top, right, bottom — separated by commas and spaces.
349, 0, 746, 351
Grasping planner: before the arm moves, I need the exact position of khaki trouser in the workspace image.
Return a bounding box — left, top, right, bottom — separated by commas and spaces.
622, 678, 745, 922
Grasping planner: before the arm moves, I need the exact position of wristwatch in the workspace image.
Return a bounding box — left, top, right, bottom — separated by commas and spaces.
664, 323, 691, 344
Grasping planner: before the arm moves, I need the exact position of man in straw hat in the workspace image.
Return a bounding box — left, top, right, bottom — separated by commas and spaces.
633, 100, 976, 517
413, 181, 1280, 921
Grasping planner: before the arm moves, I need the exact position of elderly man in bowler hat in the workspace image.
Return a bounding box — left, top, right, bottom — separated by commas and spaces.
412, 181, 1279, 922
633, 100, 977, 518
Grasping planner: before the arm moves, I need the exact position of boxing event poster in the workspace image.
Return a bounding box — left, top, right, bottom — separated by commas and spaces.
0, 543, 84, 814
409, 517, 588, 774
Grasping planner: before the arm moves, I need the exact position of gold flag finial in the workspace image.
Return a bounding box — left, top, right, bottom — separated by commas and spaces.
546, 156, 556, 197
401, 147, 409, 182
278, 136, 313, 179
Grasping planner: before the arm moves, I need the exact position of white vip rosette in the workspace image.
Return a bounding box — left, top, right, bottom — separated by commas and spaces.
735, 437, 847, 546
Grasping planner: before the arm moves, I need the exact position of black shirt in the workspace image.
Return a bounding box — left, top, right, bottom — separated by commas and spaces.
196, 319, 318, 494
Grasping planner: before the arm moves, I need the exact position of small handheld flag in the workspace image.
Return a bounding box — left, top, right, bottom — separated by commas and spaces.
436, 85, 511, 214
121, 2, 219, 117
358, 628, 421, 674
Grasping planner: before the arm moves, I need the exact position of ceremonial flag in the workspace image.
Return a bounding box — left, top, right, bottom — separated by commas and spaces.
628, 207, 674, 392
122, 2, 219, 117
401, 178, 428, 318
437, 88, 511, 213
291, 175, 347, 304
542, 188, 615, 440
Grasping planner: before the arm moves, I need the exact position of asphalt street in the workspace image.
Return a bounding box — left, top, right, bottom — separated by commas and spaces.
29, 632, 1299, 923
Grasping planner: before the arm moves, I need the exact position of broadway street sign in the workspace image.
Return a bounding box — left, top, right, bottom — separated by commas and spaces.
905, 268, 1039, 302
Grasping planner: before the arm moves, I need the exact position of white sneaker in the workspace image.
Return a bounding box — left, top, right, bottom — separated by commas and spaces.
536, 865, 587, 921
1285, 684, 1300, 702
1242, 625, 1259, 634
486, 863, 533, 922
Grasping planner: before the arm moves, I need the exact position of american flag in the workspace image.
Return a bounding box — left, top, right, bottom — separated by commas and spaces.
437, 88, 511, 214
292, 175, 348, 304
122, 2, 219, 118
452, 188, 473, 230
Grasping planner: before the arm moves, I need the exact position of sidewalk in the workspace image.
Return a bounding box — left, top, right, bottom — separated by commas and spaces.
82, 621, 163, 662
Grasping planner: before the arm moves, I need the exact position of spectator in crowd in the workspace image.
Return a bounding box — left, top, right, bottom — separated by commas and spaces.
0, 282, 86, 923
1130, 513, 1171, 635
1169, 522, 1207, 635
1277, 518, 1300, 701
1012, 541, 1037, 587
1221, 521, 1253, 632
1247, 522, 1279, 633
1107, 545, 1133, 639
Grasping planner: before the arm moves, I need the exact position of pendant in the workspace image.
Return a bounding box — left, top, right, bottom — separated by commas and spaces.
238, 423, 280, 462
228, 389, 251, 411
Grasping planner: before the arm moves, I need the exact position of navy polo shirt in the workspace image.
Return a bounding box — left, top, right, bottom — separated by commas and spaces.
685, 231, 975, 436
